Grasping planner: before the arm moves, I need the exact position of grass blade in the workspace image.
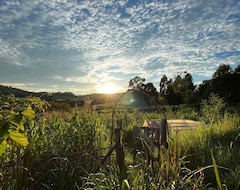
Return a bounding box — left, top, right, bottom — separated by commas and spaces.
211, 150, 223, 190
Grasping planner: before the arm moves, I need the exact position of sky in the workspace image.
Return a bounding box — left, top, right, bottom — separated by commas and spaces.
0, 0, 240, 95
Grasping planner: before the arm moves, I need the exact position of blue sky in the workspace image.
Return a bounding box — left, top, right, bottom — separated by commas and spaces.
0, 0, 240, 95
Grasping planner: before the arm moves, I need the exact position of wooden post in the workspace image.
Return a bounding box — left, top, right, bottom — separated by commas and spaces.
160, 119, 168, 148
115, 128, 124, 171
115, 128, 126, 185
157, 119, 168, 160
95, 143, 116, 172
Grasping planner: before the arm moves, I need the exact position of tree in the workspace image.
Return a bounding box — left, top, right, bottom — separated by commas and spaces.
212, 64, 232, 79
159, 72, 194, 105
198, 64, 240, 104
159, 74, 168, 95
181, 73, 195, 104
128, 76, 158, 106
128, 76, 145, 90
234, 64, 240, 74
142, 82, 158, 104
164, 72, 195, 104
197, 80, 212, 100
211, 72, 240, 104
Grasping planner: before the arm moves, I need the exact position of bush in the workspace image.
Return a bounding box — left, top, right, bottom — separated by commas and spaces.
200, 93, 225, 125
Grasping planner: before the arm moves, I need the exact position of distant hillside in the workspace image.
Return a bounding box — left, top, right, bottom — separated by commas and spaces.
80, 93, 124, 104
0, 85, 124, 104
0, 85, 77, 101
0, 85, 32, 97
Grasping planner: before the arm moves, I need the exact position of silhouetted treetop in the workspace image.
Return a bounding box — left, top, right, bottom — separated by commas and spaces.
212, 64, 232, 79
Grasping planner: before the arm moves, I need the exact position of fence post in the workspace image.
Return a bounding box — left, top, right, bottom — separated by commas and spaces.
115, 128, 126, 184
160, 119, 168, 148
115, 128, 125, 179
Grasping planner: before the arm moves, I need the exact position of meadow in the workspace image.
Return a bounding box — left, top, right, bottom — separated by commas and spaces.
0, 94, 240, 189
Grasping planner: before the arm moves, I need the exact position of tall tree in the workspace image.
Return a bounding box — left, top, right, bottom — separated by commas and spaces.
212, 64, 232, 79
128, 76, 145, 90
198, 64, 240, 104
128, 76, 158, 106
234, 64, 240, 74
166, 72, 195, 104
181, 73, 196, 104
142, 82, 158, 104
159, 74, 168, 95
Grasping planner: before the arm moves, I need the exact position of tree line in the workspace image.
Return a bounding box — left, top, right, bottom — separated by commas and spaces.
128, 64, 240, 106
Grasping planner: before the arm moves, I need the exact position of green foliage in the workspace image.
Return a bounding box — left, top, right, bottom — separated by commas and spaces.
159, 72, 195, 105
177, 113, 240, 189
81, 138, 208, 190
128, 76, 145, 90
200, 93, 225, 124
0, 95, 49, 189
198, 64, 240, 104
0, 96, 107, 189
0, 95, 48, 155
1, 94, 240, 189
211, 150, 223, 190
128, 76, 158, 106
48, 101, 72, 113
212, 64, 232, 79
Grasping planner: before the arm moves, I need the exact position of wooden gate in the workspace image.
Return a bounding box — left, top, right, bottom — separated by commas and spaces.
133, 119, 168, 164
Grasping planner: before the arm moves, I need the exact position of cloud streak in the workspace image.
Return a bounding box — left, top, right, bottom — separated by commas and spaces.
0, 0, 240, 94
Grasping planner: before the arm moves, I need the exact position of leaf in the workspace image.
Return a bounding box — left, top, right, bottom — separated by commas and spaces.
0, 140, 7, 156
12, 114, 23, 124
121, 179, 130, 190
10, 121, 24, 131
22, 106, 35, 119
0, 123, 9, 138
1, 102, 10, 108
211, 150, 223, 190
9, 132, 29, 147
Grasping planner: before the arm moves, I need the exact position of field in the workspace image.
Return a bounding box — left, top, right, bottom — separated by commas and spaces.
0, 95, 240, 189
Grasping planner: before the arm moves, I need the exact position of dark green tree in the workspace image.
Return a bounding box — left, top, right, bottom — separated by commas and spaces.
211, 72, 240, 104
159, 74, 168, 95
234, 64, 240, 74
198, 64, 240, 104
128, 76, 145, 90
181, 73, 196, 104
162, 72, 195, 105
212, 64, 232, 79
197, 80, 212, 100
142, 82, 158, 104
128, 76, 158, 106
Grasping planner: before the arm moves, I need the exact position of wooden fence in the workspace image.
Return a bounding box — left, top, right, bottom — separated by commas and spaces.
133, 119, 168, 164
96, 119, 201, 170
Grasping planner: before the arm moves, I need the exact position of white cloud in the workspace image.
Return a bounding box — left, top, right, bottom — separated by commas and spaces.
0, 82, 34, 89
0, 0, 239, 94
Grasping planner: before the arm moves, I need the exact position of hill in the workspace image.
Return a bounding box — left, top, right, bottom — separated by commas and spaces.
0, 85, 77, 101
0, 85, 124, 104
0, 85, 32, 97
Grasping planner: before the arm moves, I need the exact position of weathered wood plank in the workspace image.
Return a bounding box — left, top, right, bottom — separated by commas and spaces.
143, 119, 201, 131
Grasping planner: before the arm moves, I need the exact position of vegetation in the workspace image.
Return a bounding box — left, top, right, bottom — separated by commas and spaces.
0, 92, 240, 189
0, 64, 240, 189
126, 64, 240, 107
1, 64, 239, 107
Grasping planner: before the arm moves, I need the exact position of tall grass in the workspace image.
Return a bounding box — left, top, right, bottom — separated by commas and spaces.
0, 101, 109, 189
81, 137, 208, 190
1, 95, 240, 189
175, 113, 240, 189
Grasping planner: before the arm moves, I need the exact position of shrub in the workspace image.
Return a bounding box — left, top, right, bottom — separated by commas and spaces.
200, 93, 225, 125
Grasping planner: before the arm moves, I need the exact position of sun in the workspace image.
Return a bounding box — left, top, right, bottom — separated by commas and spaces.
98, 83, 118, 94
